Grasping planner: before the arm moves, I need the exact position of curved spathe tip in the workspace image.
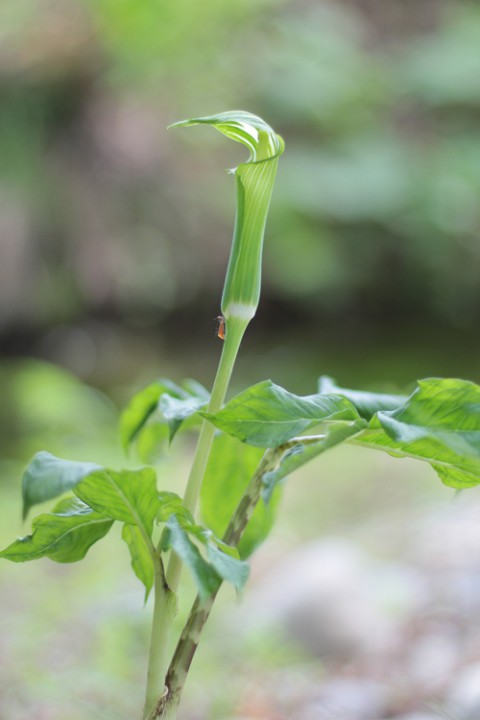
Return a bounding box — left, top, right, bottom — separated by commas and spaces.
169, 110, 284, 164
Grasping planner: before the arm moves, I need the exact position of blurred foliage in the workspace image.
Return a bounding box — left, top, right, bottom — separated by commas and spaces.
1, 0, 479, 352
0, 360, 117, 466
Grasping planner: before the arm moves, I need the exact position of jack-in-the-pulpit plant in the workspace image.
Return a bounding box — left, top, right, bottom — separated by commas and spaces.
3, 111, 480, 720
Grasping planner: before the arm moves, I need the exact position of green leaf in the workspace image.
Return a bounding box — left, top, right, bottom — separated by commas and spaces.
201, 433, 280, 558
159, 381, 209, 442
434, 466, 480, 489
0, 497, 113, 563
122, 524, 154, 601
162, 513, 250, 596
262, 421, 367, 503
74, 467, 159, 536
136, 423, 170, 464
353, 378, 480, 489
163, 515, 221, 599
203, 380, 360, 447
157, 491, 194, 524
206, 543, 249, 592
120, 378, 210, 453
22, 451, 101, 519
318, 376, 407, 420
120, 379, 181, 451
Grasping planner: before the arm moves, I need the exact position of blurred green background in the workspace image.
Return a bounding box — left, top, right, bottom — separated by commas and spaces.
2, 0, 480, 393
1, 1, 480, 718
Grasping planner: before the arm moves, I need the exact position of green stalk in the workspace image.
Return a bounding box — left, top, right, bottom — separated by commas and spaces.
144, 567, 176, 720
166, 316, 248, 591
146, 111, 284, 720
147, 316, 248, 720
137, 529, 175, 719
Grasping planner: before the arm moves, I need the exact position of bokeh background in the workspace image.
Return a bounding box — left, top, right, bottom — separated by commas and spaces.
1, 1, 480, 719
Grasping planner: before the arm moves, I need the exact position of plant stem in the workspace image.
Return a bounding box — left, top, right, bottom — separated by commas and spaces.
153, 450, 279, 719
144, 562, 176, 720
166, 316, 248, 591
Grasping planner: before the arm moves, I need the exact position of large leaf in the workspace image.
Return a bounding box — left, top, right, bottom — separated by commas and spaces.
201, 433, 280, 558
0, 497, 113, 563
203, 380, 360, 447
353, 378, 480, 488
74, 467, 159, 536
122, 524, 154, 602
318, 376, 407, 420
22, 452, 101, 519
156, 491, 194, 524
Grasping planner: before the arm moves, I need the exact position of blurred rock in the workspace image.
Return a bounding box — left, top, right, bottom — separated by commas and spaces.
298, 678, 390, 720
406, 629, 460, 692
447, 662, 480, 720
391, 715, 441, 720
410, 502, 480, 577
242, 538, 425, 661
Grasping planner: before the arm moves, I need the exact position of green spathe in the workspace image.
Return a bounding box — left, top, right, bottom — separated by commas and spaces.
171, 111, 284, 325
169, 110, 284, 165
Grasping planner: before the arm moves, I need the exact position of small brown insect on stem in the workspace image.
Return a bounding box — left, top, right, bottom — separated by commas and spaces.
216, 315, 225, 341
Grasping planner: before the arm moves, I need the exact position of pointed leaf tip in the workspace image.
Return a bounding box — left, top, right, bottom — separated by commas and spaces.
22, 452, 102, 519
